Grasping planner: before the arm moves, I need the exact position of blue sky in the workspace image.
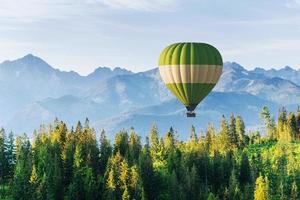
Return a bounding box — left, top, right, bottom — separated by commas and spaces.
0, 0, 300, 74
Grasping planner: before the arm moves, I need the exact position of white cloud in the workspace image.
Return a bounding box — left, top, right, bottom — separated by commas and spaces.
95, 0, 179, 11
225, 39, 300, 57
0, 0, 105, 22
0, 0, 179, 22
218, 17, 300, 26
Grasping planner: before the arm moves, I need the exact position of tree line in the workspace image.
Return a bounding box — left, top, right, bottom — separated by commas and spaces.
0, 107, 300, 200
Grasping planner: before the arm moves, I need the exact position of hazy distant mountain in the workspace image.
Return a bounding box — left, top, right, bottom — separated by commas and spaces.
86, 67, 132, 85
92, 92, 279, 139
83, 69, 172, 111
252, 66, 300, 85
215, 62, 300, 105
0, 54, 132, 127
0, 54, 84, 125
0, 54, 299, 138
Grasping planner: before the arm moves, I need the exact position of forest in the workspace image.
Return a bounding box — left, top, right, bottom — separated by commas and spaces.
0, 107, 300, 200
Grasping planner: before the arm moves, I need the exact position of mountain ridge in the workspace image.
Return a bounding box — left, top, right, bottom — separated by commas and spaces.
0, 54, 299, 138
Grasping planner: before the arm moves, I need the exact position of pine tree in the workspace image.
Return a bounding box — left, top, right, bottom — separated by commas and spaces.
277, 107, 288, 142
243, 184, 254, 200
149, 124, 159, 154
47, 153, 63, 200
120, 160, 129, 191
229, 113, 238, 148
239, 151, 251, 186
74, 145, 84, 169
0, 128, 9, 183
190, 125, 198, 144
164, 127, 175, 152
278, 181, 286, 200
129, 165, 142, 199
254, 175, 270, 200
106, 169, 116, 199
122, 187, 130, 200
139, 138, 156, 200
219, 115, 231, 152
62, 129, 76, 187
0, 129, 15, 187
228, 168, 241, 200
50, 120, 67, 148
29, 164, 39, 200
184, 165, 199, 200
287, 112, 297, 141
291, 180, 298, 200
114, 131, 129, 157
6, 131, 16, 179
31, 127, 50, 200
236, 116, 247, 147
12, 134, 33, 200
295, 108, 300, 139
38, 173, 48, 200
67, 170, 84, 200
75, 121, 83, 135
170, 170, 180, 200
222, 150, 234, 185
205, 123, 216, 154
83, 167, 98, 200
128, 128, 141, 164
84, 117, 90, 129
105, 152, 125, 199
80, 124, 99, 173
99, 130, 112, 175
67, 144, 85, 200
211, 151, 223, 191
275, 145, 288, 177
260, 106, 276, 140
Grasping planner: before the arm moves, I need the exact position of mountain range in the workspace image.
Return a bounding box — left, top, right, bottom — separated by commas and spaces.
0, 54, 299, 139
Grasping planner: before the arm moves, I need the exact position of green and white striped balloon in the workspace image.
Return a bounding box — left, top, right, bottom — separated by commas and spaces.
158, 42, 223, 114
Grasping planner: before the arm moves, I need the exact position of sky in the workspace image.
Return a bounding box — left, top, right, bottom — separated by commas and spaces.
0, 0, 300, 75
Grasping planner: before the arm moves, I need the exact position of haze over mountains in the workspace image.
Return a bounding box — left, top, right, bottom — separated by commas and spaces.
0, 54, 299, 138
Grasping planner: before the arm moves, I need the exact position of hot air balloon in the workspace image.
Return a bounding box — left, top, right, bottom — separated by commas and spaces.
158, 42, 223, 117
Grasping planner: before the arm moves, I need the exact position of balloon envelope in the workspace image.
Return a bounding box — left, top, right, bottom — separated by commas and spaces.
158, 42, 223, 115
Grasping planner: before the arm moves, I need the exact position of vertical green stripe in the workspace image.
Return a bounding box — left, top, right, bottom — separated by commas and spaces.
164, 45, 187, 103
166, 83, 216, 107
180, 43, 189, 102
174, 44, 188, 103
158, 42, 223, 65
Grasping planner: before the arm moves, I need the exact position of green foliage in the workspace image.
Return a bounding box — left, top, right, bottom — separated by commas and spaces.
219, 115, 231, 151
207, 192, 218, 200
12, 134, 32, 200
254, 175, 270, 200
291, 180, 298, 200
1, 107, 300, 200
260, 106, 276, 140
240, 152, 251, 186
229, 113, 238, 148
0, 129, 15, 188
